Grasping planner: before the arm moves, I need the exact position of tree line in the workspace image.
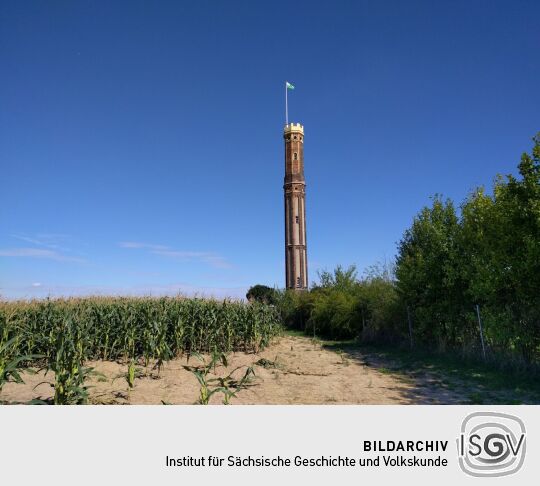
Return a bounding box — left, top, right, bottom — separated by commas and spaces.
250, 133, 540, 367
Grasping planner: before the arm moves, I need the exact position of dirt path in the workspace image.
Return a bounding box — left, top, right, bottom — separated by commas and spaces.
0, 336, 479, 405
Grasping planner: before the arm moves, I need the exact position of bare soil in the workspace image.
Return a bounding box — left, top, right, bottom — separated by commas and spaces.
0, 336, 521, 405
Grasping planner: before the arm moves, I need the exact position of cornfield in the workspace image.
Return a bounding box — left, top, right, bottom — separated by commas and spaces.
0, 296, 282, 367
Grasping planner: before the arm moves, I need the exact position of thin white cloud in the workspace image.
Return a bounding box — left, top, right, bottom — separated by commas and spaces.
9, 233, 73, 252
10, 234, 59, 248
118, 241, 144, 248
118, 241, 169, 250
200, 255, 232, 269
36, 233, 71, 239
151, 249, 204, 258
0, 248, 86, 263
120, 242, 232, 269
31, 282, 42, 287
1, 283, 247, 301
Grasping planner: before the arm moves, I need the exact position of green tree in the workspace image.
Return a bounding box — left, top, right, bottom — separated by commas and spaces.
461, 133, 540, 361
246, 285, 278, 305
396, 133, 540, 362
395, 196, 463, 347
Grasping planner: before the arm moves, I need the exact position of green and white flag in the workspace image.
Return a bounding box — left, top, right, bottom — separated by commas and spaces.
285, 81, 295, 124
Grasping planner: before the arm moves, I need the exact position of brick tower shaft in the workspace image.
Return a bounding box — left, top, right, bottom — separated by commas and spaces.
284, 123, 308, 290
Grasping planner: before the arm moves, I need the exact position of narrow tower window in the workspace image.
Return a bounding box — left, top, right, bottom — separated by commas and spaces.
295, 215, 299, 224
293, 152, 298, 160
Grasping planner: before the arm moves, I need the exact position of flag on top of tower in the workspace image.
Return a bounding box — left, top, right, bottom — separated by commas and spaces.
285, 81, 295, 125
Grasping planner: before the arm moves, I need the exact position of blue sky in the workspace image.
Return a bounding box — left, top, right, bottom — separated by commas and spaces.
1, 0, 539, 299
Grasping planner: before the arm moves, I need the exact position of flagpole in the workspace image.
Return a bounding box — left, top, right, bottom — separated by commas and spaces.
285, 81, 288, 125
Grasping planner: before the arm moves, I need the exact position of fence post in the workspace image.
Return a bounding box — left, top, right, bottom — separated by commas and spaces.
475, 304, 487, 362
407, 306, 414, 349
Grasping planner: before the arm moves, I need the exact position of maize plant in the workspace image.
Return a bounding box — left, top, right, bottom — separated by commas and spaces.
0, 296, 282, 403
44, 318, 94, 405
0, 336, 41, 394
123, 327, 137, 388
182, 351, 255, 405
153, 319, 172, 375
1, 314, 39, 394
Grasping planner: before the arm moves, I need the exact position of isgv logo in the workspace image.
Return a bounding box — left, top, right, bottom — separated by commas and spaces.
457, 412, 526, 477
